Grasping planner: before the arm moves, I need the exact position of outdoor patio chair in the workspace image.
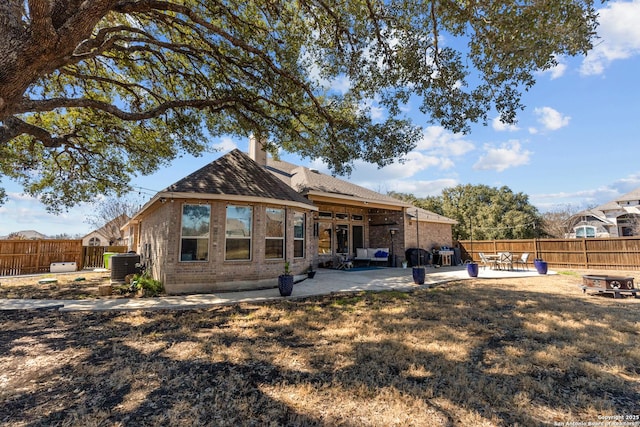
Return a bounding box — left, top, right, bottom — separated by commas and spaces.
515, 253, 530, 270
496, 252, 513, 270
478, 252, 495, 270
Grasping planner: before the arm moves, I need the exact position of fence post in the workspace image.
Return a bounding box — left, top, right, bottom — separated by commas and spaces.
582, 238, 588, 269
36, 240, 41, 274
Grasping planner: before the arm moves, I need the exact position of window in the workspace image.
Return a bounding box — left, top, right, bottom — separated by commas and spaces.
265, 208, 284, 259
575, 226, 596, 238
294, 212, 305, 258
226, 205, 252, 260
318, 222, 332, 254
180, 204, 210, 261
352, 225, 364, 251
621, 227, 633, 237
336, 224, 349, 254
88, 237, 101, 247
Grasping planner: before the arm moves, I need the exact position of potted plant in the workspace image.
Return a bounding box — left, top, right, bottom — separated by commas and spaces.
411, 251, 426, 285
307, 264, 316, 279
412, 263, 426, 284
401, 259, 408, 269
534, 258, 548, 275
278, 261, 294, 296
466, 222, 478, 277
466, 260, 479, 277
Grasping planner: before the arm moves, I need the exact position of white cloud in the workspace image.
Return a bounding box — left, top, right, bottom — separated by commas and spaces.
533, 106, 570, 131
212, 137, 237, 152
417, 126, 475, 157
539, 56, 568, 80
581, 0, 640, 75
531, 187, 621, 212
473, 140, 531, 172
302, 46, 352, 94
330, 75, 352, 94
531, 172, 640, 212
384, 178, 459, 198
358, 97, 386, 121
492, 116, 520, 132
0, 192, 92, 236
609, 173, 640, 194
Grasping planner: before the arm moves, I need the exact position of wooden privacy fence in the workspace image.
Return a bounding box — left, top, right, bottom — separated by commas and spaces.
0, 239, 83, 276
82, 246, 128, 269
458, 237, 640, 271
0, 240, 128, 276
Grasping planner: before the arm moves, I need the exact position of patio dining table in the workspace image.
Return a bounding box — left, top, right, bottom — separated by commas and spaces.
483, 254, 500, 269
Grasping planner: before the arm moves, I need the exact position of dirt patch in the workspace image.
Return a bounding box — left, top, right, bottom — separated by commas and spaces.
0, 270, 133, 299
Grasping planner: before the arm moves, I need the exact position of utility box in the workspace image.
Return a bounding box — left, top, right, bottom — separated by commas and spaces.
50, 262, 77, 273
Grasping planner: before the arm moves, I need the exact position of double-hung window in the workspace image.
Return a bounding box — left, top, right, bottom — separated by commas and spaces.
575, 226, 596, 238
293, 212, 305, 258
226, 205, 253, 260
180, 204, 210, 261
265, 208, 285, 259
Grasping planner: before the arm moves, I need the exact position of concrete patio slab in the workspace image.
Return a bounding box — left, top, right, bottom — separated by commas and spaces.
0, 265, 554, 312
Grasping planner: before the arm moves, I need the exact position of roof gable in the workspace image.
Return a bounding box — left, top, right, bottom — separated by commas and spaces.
164, 149, 314, 207
615, 187, 640, 203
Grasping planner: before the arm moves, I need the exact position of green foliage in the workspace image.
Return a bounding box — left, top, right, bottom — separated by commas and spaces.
131, 273, 164, 297
0, 1, 599, 210
411, 184, 544, 240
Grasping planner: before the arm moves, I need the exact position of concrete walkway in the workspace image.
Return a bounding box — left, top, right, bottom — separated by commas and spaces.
0, 265, 553, 312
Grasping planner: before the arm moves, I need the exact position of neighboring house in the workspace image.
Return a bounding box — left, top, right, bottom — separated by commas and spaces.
125, 138, 456, 294
82, 214, 129, 246
1, 230, 49, 240
568, 188, 640, 238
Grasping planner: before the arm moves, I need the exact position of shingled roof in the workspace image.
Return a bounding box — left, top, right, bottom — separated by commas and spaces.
267, 158, 411, 207
162, 149, 315, 207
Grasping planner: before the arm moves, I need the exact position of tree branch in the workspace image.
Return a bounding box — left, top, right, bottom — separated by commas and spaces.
15, 97, 244, 120
0, 116, 64, 147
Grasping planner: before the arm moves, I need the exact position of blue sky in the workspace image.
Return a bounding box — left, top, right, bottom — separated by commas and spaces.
2, 0, 640, 237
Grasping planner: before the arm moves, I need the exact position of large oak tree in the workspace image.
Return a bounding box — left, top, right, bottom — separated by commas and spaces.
395, 184, 545, 240
0, 0, 598, 211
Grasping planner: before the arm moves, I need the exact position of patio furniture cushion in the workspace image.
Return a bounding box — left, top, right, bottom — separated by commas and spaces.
355, 248, 390, 263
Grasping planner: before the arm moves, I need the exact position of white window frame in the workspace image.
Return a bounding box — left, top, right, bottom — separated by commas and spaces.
180, 204, 211, 262
265, 207, 285, 259
225, 205, 253, 261
293, 212, 305, 258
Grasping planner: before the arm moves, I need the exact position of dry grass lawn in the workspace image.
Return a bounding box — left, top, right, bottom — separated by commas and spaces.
1, 269, 639, 426
0, 271, 131, 299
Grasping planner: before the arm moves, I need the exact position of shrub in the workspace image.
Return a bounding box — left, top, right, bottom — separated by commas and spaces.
131, 273, 164, 297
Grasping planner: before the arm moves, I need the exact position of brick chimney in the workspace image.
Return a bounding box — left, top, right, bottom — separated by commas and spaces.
248, 133, 267, 166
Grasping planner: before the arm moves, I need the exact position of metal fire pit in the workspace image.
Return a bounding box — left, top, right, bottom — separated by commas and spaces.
581, 275, 638, 298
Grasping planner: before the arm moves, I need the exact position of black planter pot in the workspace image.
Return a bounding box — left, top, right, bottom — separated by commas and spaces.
534, 259, 548, 275
278, 274, 294, 296
307, 271, 316, 279
412, 266, 426, 285
466, 262, 479, 277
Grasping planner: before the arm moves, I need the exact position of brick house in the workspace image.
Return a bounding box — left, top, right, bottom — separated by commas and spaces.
125, 139, 456, 294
